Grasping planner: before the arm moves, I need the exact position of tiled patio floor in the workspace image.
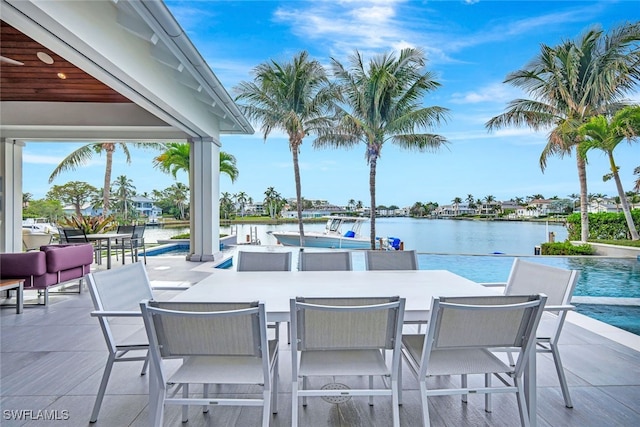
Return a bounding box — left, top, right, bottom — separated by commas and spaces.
2, 255, 640, 426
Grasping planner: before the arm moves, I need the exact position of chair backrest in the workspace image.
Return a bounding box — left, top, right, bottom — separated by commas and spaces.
236, 250, 292, 271
141, 300, 265, 358
116, 225, 135, 236
364, 250, 418, 270
422, 294, 546, 377
291, 297, 405, 351
504, 258, 579, 308
57, 227, 68, 243
298, 251, 352, 271
87, 262, 154, 312
63, 227, 88, 242
133, 225, 146, 247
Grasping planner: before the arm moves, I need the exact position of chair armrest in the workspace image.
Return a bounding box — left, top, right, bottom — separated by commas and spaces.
151, 285, 190, 291
90, 310, 142, 317
478, 282, 507, 287
544, 304, 575, 312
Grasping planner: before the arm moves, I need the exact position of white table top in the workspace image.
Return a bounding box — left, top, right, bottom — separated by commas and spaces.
172, 270, 499, 322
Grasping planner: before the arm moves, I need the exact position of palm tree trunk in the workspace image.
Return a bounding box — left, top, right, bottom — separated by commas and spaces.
103, 144, 115, 214
369, 158, 377, 249
291, 140, 305, 246
610, 154, 639, 240
577, 155, 589, 242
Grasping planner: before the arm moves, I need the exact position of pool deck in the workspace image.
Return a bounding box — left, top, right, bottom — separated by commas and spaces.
1, 255, 640, 426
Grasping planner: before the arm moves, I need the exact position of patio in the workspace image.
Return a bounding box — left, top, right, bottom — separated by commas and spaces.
1, 256, 640, 426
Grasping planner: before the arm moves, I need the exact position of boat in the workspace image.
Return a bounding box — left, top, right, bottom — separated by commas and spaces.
271, 216, 402, 250
22, 218, 56, 234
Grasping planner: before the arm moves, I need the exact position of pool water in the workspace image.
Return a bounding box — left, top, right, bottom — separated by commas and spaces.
149, 246, 640, 335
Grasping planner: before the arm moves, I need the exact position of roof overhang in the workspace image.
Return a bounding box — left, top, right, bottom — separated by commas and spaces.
0, 0, 253, 141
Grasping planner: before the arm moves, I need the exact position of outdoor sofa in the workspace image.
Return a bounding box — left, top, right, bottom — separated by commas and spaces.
0, 243, 93, 305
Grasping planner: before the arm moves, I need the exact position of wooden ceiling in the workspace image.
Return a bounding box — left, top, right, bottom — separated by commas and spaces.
0, 20, 131, 103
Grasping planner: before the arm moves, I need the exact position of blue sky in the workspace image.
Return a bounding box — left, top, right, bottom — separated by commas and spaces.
23, 0, 640, 207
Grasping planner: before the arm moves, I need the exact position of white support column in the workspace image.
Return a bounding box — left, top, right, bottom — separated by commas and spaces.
188, 137, 221, 261
0, 139, 24, 252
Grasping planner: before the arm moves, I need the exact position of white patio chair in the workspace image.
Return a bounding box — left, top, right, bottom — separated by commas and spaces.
236, 250, 292, 271
364, 249, 418, 270
290, 296, 405, 427
140, 300, 278, 427
498, 258, 579, 408
401, 294, 547, 427
86, 262, 188, 422
237, 250, 292, 341
86, 262, 154, 422
298, 250, 352, 271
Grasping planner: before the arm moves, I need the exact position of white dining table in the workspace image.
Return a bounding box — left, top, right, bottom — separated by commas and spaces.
149, 270, 538, 426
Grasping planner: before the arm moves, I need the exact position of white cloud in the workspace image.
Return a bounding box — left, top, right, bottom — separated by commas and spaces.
450, 82, 524, 104
23, 153, 62, 164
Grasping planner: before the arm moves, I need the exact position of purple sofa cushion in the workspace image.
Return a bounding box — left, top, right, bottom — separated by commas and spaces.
0, 251, 46, 277
41, 244, 94, 273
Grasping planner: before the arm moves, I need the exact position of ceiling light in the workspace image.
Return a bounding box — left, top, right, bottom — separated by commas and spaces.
37, 51, 54, 64
57, 72, 67, 80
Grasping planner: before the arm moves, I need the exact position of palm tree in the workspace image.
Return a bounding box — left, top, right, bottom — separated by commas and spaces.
315, 48, 449, 248
153, 142, 239, 182
486, 23, 640, 242
235, 51, 337, 246
235, 191, 249, 217
264, 187, 284, 220
220, 192, 235, 220
634, 166, 640, 192
112, 175, 136, 221
578, 106, 640, 239
452, 197, 462, 216
167, 183, 189, 220
48, 142, 161, 214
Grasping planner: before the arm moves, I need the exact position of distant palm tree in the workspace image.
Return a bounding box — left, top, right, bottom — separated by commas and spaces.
452, 197, 462, 216
235, 51, 337, 246
153, 142, 239, 182
167, 183, 189, 220
634, 166, 640, 192
263, 186, 284, 219
48, 142, 161, 214
235, 191, 249, 217
220, 192, 234, 220
316, 48, 449, 248
578, 106, 640, 240
112, 175, 136, 221
486, 23, 640, 242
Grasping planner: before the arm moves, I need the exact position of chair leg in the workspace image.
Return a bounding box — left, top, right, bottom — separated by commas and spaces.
262, 390, 271, 427
461, 374, 467, 403
203, 384, 209, 413
419, 380, 431, 427
272, 354, 279, 414
182, 383, 189, 422
391, 377, 400, 427
514, 377, 531, 427
369, 375, 374, 406
302, 376, 308, 406
485, 373, 492, 412
140, 352, 149, 376
292, 380, 299, 427
550, 344, 573, 408
90, 353, 116, 422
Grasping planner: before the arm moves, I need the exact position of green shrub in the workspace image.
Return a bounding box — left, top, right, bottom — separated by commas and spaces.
567, 210, 640, 240
541, 241, 595, 255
